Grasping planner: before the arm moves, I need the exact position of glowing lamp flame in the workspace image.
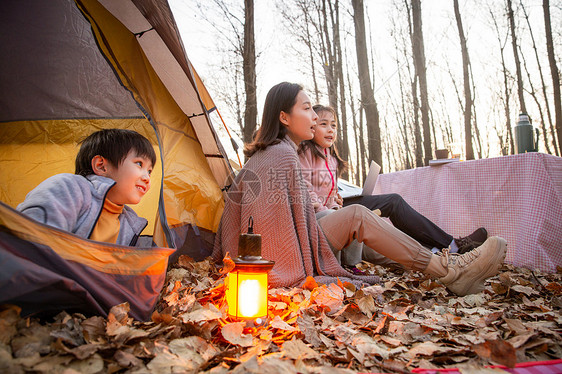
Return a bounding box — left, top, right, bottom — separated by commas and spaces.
226, 272, 270, 318
238, 279, 260, 317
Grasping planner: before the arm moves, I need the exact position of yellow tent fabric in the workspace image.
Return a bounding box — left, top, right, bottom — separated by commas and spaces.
0, 0, 232, 250
193, 68, 218, 113
0, 119, 161, 235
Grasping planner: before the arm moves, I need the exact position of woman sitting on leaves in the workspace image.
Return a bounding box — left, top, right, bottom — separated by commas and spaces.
212, 82, 506, 296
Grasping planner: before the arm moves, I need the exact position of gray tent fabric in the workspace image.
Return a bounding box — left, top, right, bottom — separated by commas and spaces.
0, 201, 174, 321
0, 0, 142, 121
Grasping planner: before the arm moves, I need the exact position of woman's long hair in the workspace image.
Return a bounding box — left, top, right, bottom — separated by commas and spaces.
298, 104, 347, 176
244, 82, 303, 158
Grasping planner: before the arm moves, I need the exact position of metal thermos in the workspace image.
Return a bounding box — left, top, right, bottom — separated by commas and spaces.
514, 113, 538, 154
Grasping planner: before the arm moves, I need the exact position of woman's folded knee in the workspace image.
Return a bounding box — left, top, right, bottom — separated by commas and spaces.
354, 204, 382, 222
340, 204, 373, 222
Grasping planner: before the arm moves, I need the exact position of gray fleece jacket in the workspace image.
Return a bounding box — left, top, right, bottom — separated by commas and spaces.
17, 173, 147, 246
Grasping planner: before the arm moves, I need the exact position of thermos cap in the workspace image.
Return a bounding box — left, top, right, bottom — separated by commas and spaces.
518, 113, 530, 122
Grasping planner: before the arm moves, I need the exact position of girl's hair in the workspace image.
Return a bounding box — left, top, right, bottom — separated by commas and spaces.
244, 82, 303, 158
75, 129, 156, 176
298, 104, 348, 176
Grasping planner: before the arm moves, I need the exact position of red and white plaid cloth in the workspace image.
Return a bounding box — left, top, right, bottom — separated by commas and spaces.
410, 359, 562, 373
373, 153, 562, 273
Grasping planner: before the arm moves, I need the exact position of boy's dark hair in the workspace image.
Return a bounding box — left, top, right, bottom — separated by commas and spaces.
75, 129, 157, 176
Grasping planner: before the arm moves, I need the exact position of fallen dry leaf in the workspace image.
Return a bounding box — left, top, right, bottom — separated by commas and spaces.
221, 322, 254, 347
181, 303, 222, 323
0, 305, 21, 345
0, 261, 560, 373
220, 252, 236, 275
281, 337, 320, 360
311, 283, 344, 314
107, 303, 130, 326
302, 276, 319, 291
472, 339, 517, 368
270, 315, 298, 332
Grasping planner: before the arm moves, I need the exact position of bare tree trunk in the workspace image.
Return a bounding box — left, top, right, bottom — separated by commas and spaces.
442, 62, 480, 159
494, 126, 509, 156
507, 0, 527, 114
430, 108, 437, 153
397, 57, 413, 170
352, 0, 382, 168
242, 0, 257, 148
318, 0, 337, 110
359, 111, 367, 182
501, 58, 515, 155
404, 0, 423, 167
453, 0, 474, 160
352, 110, 360, 184
521, 0, 558, 155
303, 8, 320, 104
446, 62, 480, 157
391, 1, 414, 169
411, 0, 432, 165
331, 0, 350, 179
520, 44, 552, 154
469, 64, 483, 158
491, 8, 515, 154
233, 75, 244, 136
411, 76, 423, 166
472, 118, 483, 158
543, 0, 562, 154
393, 86, 413, 170
380, 125, 390, 170
345, 46, 363, 183
352, 115, 360, 184
438, 89, 454, 148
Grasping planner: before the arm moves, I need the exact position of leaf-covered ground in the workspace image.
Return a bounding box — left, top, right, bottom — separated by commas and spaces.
1, 256, 561, 374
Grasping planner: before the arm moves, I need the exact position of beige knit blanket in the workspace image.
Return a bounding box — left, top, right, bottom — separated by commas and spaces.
213, 137, 379, 288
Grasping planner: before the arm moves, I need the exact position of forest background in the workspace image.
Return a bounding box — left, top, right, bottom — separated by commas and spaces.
170, 0, 562, 185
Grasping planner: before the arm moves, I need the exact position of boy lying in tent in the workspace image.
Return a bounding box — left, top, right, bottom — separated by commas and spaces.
17, 129, 155, 246
0, 129, 171, 321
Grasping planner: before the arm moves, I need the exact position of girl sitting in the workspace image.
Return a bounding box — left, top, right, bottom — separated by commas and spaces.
213, 82, 506, 296
298, 104, 488, 262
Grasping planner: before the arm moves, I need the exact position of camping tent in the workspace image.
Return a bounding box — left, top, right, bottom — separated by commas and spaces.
0, 0, 232, 249
0, 0, 233, 320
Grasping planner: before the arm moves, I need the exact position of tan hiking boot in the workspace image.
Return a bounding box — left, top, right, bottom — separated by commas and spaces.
439, 236, 507, 296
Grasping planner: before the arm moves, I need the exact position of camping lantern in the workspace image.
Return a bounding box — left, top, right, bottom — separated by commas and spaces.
225, 217, 274, 322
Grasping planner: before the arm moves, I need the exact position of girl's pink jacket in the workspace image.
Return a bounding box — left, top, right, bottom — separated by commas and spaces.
298, 145, 340, 212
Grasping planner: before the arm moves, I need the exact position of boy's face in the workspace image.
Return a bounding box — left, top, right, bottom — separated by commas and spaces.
104, 151, 153, 205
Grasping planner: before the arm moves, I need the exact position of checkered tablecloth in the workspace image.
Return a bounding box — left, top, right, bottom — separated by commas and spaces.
373, 153, 562, 273
410, 359, 562, 373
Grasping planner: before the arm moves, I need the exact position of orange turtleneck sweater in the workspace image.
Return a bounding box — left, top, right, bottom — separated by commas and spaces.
90, 199, 123, 243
